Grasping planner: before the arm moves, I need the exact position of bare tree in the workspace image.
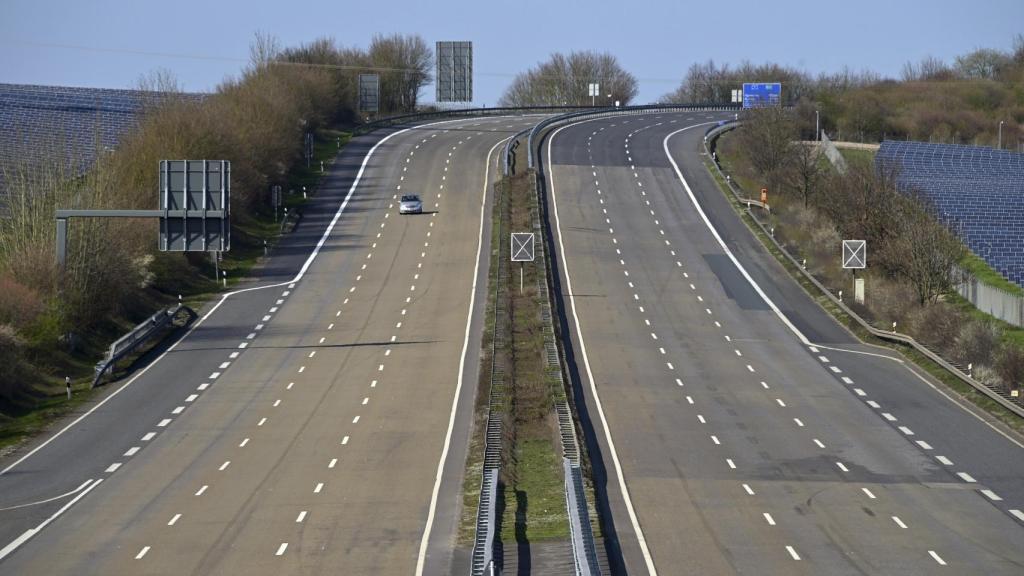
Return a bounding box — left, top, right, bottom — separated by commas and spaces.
882, 194, 965, 304
369, 34, 432, 113
736, 106, 796, 193
249, 30, 281, 70
785, 141, 826, 208
499, 51, 638, 107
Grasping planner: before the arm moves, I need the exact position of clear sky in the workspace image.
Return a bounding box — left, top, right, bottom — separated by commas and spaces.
1, 0, 1021, 105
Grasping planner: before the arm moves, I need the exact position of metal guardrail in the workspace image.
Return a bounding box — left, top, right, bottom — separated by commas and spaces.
352, 105, 596, 136
703, 125, 1024, 420
528, 129, 610, 575
524, 103, 741, 171
92, 303, 194, 387
471, 177, 510, 576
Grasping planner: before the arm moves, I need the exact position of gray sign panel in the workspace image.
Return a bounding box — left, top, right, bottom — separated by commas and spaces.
159, 160, 230, 252
436, 41, 473, 102
842, 239, 866, 269
511, 233, 535, 262
359, 73, 380, 113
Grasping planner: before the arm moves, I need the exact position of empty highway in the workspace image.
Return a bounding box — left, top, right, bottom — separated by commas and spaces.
541, 111, 1024, 575
0, 115, 541, 575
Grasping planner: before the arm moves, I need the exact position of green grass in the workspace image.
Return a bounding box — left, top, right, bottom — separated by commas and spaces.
500, 437, 570, 543
838, 147, 876, 165
960, 252, 1024, 297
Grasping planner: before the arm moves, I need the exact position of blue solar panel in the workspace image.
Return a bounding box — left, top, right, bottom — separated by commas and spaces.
876, 140, 1024, 288
0, 83, 206, 199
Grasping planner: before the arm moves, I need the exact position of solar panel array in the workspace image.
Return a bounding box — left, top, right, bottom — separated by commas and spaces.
876, 140, 1024, 287
0, 83, 205, 197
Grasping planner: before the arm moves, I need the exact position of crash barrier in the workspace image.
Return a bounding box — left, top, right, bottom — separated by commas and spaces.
93, 304, 195, 387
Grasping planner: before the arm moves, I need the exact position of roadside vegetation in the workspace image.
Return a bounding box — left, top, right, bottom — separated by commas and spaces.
498, 172, 569, 545
0, 32, 433, 450
499, 51, 638, 107
664, 35, 1024, 148
712, 110, 1024, 431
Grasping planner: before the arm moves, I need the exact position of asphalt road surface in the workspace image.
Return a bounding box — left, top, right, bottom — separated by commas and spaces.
542, 111, 1024, 575
0, 115, 542, 575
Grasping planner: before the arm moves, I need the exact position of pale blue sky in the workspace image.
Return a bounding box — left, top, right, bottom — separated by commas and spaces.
1, 0, 1021, 104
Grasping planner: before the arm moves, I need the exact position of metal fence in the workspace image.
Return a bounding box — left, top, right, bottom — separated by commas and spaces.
955, 269, 1024, 327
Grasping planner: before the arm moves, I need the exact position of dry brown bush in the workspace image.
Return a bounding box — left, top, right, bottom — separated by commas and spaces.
996, 345, 1024, 391
951, 319, 1001, 368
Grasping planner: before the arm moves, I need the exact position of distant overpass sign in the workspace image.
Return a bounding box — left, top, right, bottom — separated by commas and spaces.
358, 73, 380, 113
743, 83, 782, 108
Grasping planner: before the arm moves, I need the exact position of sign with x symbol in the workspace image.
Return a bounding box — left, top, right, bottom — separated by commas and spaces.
511, 233, 535, 262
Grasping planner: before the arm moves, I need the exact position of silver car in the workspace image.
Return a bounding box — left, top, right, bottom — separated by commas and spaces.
399, 194, 423, 214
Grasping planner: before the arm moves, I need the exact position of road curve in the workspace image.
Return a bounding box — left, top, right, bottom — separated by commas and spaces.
0, 115, 542, 575
542, 111, 1024, 575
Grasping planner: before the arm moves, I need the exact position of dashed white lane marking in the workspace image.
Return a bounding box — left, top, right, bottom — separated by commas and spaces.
980, 489, 1002, 501
172, 406, 185, 415
229, 352, 239, 359
168, 513, 181, 526
836, 462, 849, 472
726, 458, 736, 469
105, 463, 121, 473
697, 415, 706, 424
841, 376, 854, 384
892, 516, 908, 529
775, 399, 786, 407
124, 447, 140, 457
866, 400, 880, 408
785, 546, 801, 561
813, 438, 826, 448
296, 511, 308, 523
928, 550, 947, 566
957, 472, 976, 483
308, 351, 316, 358
219, 461, 230, 471
238, 342, 248, 349
135, 546, 150, 560
258, 417, 267, 426
862, 487, 877, 499
314, 482, 324, 494
743, 483, 755, 495
710, 435, 720, 445
209, 372, 221, 379
342, 436, 350, 445
686, 396, 694, 404
1009, 509, 1024, 523
286, 382, 294, 390
141, 432, 156, 442
916, 440, 933, 450
746, 364, 755, 372
675, 379, 684, 387
239, 438, 249, 448
195, 485, 208, 496
881, 412, 897, 422
829, 366, 842, 373
763, 512, 776, 526
158, 419, 171, 427
329, 458, 337, 469
276, 543, 288, 556
793, 418, 804, 427
898, 426, 915, 436
352, 416, 360, 424
936, 455, 954, 466
854, 388, 866, 397
298, 366, 306, 373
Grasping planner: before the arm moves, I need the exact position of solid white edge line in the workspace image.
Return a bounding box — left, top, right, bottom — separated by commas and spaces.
663, 124, 810, 346
415, 135, 511, 575
0, 116, 491, 481
0, 478, 93, 512
0, 478, 102, 561
546, 118, 659, 575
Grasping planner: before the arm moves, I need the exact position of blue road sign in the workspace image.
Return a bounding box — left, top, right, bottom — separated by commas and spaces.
742, 83, 782, 108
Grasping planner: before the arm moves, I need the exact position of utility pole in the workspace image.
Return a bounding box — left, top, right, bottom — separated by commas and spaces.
998, 120, 1004, 150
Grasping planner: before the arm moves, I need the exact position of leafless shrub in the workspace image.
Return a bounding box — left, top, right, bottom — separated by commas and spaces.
996, 344, 1024, 391
499, 51, 638, 107
952, 319, 1001, 367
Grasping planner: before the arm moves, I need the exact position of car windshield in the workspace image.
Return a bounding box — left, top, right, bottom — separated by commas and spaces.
401, 195, 419, 202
